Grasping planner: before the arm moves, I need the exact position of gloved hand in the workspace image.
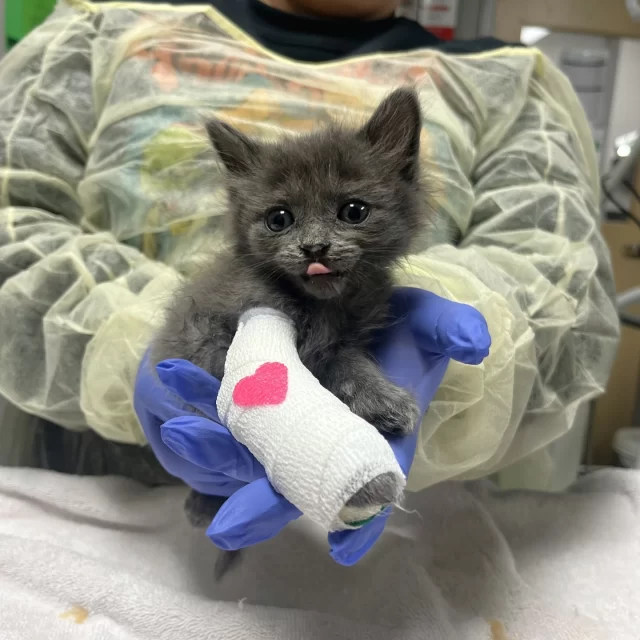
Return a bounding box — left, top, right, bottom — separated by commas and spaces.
134, 287, 490, 565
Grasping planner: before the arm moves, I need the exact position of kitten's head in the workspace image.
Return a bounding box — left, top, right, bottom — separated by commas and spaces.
207, 88, 426, 300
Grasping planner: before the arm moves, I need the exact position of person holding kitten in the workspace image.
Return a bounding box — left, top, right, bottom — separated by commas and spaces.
0, 0, 619, 564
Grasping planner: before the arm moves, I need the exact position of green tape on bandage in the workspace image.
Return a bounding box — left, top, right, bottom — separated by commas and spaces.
344, 506, 387, 528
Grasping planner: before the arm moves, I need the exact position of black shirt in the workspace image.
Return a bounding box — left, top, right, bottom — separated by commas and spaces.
161, 0, 516, 62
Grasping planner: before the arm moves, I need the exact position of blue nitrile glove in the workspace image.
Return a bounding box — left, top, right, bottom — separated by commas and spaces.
134, 287, 490, 565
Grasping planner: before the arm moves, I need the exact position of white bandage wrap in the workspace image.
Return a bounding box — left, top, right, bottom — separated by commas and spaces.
216, 308, 405, 532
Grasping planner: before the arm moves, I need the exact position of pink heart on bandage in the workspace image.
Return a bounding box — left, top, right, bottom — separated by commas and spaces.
233, 362, 288, 407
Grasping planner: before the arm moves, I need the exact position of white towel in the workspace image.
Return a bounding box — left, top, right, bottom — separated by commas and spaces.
0, 466, 638, 639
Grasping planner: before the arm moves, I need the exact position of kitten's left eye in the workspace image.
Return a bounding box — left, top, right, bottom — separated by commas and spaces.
338, 200, 370, 225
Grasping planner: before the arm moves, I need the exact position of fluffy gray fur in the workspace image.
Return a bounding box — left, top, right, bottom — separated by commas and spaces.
153, 88, 428, 566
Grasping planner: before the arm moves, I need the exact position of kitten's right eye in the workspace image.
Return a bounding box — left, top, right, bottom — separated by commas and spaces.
265, 208, 294, 232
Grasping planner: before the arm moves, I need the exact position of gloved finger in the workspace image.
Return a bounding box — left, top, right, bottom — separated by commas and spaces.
390, 287, 491, 364
207, 478, 302, 551
385, 428, 420, 476
328, 507, 390, 566
373, 312, 450, 412
156, 359, 221, 420
431, 306, 490, 365
161, 415, 266, 483
188, 475, 247, 498
134, 353, 247, 497
134, 353, 196, 425
134, 408, 245, 494
412, 355, 450, 413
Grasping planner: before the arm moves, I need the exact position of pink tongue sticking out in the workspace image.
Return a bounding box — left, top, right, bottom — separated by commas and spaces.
306, 262, 332, 276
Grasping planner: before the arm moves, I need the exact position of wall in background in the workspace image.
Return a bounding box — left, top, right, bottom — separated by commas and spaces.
496, 0, 640, 41
399, 0, 496, 39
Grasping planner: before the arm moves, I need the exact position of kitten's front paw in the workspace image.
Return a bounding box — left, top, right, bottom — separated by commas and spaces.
348, 381, 420, 436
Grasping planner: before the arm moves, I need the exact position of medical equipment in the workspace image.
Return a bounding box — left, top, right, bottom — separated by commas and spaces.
216, 307, 406, 532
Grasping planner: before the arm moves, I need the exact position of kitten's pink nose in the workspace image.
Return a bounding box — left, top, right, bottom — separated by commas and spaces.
306, 262, 332, 276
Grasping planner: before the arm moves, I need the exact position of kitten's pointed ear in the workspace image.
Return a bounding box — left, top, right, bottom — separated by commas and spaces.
206, 119, 259, 175
360, 88, 422, 181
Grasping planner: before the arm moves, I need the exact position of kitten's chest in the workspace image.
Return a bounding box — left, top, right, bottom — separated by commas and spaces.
293, 303, 382, 370
296, 310, 344, 360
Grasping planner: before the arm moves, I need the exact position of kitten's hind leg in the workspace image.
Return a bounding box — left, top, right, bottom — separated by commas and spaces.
214, 550, 242, 580
184, 489, 227, 528
185, 490, 242, 580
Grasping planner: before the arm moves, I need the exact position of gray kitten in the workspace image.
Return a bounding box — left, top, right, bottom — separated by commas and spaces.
153, 88, 427, 552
